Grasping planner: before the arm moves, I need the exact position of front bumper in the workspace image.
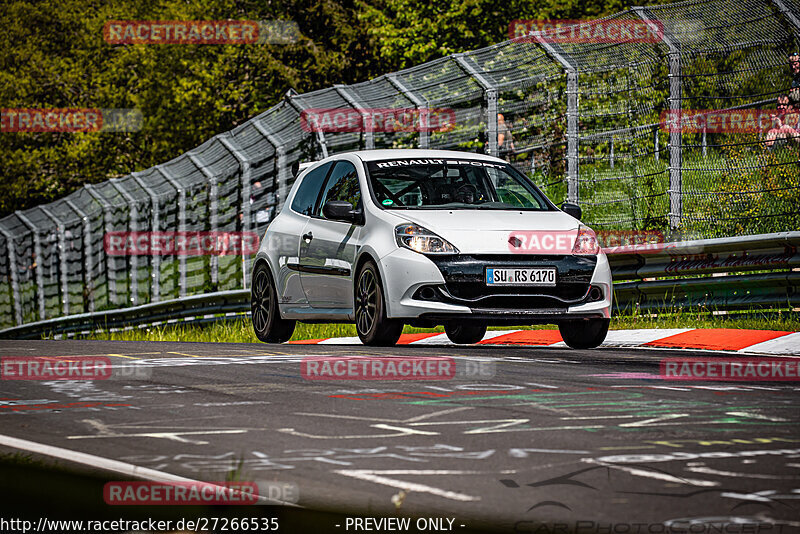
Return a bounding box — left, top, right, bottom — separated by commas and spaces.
379, 248, 612, 324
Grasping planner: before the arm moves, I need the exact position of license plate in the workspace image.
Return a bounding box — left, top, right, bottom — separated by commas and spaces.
486, 267, 556, 286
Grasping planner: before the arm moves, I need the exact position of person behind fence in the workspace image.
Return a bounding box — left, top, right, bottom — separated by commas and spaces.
764, 94, 800, 149
498, 113, 515, 160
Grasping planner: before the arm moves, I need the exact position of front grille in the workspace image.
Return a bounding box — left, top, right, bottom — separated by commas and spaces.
425, 254, 596, 307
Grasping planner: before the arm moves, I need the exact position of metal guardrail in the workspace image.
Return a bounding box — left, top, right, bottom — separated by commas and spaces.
610, 232, 800, 313
0, 290, 249, 340
1, 232, 796, 340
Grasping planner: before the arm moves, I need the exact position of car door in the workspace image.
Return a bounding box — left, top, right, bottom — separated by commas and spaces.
298, 160, 362, 309
281, 161, 333, 305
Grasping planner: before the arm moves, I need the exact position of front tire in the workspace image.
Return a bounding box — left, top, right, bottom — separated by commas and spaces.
251, 263, 296, 343
444, 323, 487, 344
355, 261, 403, 346
558, 318, 609, 349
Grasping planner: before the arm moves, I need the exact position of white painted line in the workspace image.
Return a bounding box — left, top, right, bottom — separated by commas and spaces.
334, 469, 484, 502
318, 336, 361, 345
739, 332, 800, 356
0, 433, 297, 505
602, 328, 694, 347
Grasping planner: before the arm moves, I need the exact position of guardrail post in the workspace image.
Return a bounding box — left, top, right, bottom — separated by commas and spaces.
84, 184, 117, 307
156, 165, 187, 298
252, 120, 289, 211
218, 135, 253, 290
109, 179, 139, 306
335, 85, 374, 150
386, 73, 430, 149
39, 206, 70, 316
187, 154, 218, 287
286, 89, 329, 158
0, 225, 23, 325
65, 199, 94, 313
535, 37, 580, 204
635, 6, 682, 231
453, 54, 498, 157
130, 173, 161, 302
15, 211, 45, 321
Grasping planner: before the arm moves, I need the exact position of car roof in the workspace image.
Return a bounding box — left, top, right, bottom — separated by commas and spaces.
349, 149, 507, 164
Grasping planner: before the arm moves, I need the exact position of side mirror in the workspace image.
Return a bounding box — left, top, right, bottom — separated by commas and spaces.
322, 200, 362, 224
561, 202, 582, 220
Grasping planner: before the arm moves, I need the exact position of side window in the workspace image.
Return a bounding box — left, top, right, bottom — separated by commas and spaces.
290, 162, 332, 216
316, 161, 362, 217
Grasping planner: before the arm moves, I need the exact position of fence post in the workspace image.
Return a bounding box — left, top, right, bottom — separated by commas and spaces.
286, 90, 329, 158
156, 165, 187, 298
535, 37, 580, 204
218, 135, 253, 290
386, 73, 430, 149
635, 6, 682, 231
109, 179, 139, 306
454, 54, 498, 157
654, 127, 659, 162
0, 224, 23, 325
15, 212, 45, 321
252, 120, 289, 210
187, 154, 218, 288
610, 137, 615, 169
65, 199, 94, 313
39, 206, 69, 316
84, 184, 117, 307
130, 173, 161, 302
769, 0, 800, 32
335, 85, 374, 150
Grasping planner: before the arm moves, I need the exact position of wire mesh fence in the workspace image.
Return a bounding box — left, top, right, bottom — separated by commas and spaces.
1, 0, 799, 328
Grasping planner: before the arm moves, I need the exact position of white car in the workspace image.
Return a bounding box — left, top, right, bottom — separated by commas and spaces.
251, 149, 612, 348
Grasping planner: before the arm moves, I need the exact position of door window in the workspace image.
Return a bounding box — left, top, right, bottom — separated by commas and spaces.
290, 162, 333, 216
316, 161, 362, 217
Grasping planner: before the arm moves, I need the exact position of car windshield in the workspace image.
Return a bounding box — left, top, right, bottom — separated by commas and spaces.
365, 158, 554, 211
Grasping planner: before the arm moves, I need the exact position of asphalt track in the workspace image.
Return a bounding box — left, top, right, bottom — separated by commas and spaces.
0, 339, 799, 533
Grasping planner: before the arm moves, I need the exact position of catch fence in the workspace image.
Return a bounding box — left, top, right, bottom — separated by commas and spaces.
1, 0, 799, 328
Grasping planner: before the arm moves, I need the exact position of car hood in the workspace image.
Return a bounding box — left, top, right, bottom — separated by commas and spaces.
391, 209, 583, 254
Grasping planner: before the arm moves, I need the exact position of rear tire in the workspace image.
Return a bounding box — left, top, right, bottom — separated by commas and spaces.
251, 263, 296, 343
558, 318, 609, 349
444, 323, 487, 344
355, 261, 403, 346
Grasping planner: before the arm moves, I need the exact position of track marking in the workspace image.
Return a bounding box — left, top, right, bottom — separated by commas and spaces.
335, 469, 506, 502
107, 353, 140, 360
67, 429, 248, 445
590, 462, 718, 487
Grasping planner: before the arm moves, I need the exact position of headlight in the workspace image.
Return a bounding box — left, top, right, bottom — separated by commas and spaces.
395, 224, 459, 254
572, 225, 600, 255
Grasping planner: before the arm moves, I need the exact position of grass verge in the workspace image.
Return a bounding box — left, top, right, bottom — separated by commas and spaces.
81, 310, 800, 344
